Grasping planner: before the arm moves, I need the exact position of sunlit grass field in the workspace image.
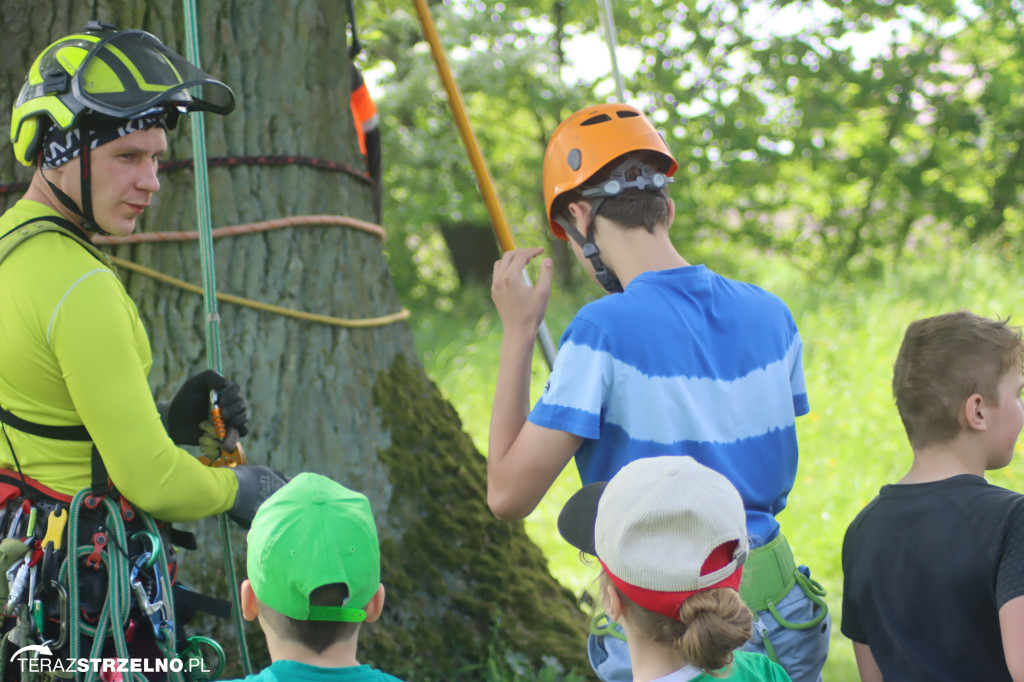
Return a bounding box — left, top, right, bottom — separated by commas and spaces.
408, 238, 1024, 681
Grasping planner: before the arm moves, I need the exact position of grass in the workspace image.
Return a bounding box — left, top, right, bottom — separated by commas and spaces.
407, 237, 1024, 681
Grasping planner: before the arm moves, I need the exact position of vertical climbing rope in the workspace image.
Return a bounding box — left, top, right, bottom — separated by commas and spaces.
181, 2, 252, 675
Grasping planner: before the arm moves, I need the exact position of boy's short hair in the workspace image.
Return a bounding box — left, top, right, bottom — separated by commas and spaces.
893, 311, 1024, 448
552, 151, 672, 234
256, 584, 359, 653
247, 472, 380, 652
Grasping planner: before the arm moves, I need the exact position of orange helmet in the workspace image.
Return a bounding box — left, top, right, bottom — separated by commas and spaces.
543, 103, 678, 240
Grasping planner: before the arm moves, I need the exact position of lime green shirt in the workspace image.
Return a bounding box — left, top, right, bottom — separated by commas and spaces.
0, 199, 236, 520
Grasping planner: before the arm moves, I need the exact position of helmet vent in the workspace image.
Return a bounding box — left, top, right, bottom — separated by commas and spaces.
616, 110, 639, 119
580, 114, 612, 126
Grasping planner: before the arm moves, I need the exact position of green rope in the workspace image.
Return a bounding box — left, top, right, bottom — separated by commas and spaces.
182, 1, 251, 675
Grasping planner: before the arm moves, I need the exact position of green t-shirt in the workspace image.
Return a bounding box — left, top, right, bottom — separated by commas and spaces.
223, 660, 406, 682
658, 650, 792, 681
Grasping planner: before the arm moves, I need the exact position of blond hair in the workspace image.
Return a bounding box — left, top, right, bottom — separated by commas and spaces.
605, 574, 753, 675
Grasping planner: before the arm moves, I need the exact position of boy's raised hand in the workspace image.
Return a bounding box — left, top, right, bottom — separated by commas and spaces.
491, 247, 553, 334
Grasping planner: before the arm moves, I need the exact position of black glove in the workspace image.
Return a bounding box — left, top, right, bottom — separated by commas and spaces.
228, 465, 288, 529
165, 370, 250, 446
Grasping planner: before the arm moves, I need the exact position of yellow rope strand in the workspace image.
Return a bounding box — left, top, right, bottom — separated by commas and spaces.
109, 256, 410, 328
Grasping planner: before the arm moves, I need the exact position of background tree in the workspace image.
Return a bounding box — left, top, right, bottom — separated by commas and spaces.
362, 0, 1023, 300
0, 1, 590, 678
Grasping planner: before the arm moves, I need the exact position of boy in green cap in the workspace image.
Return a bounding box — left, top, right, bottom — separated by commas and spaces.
224, 472, 404, 681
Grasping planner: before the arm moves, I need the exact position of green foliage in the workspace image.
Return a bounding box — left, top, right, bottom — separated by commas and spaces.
410, 238, 1024, 682
355, 0, 1023, 301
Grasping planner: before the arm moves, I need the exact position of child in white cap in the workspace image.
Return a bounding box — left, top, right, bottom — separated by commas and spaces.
558, 456, 792, 682
224, 472, 405, 681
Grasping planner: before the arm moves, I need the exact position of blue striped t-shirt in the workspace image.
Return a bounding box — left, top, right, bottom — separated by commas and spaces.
529, 265, 809, 546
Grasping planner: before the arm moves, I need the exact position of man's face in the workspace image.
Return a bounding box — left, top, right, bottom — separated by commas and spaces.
51, 126, 167, 236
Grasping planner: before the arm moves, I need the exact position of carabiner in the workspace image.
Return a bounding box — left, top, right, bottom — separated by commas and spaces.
130, 530, 161, 569
179, 635, 225, 681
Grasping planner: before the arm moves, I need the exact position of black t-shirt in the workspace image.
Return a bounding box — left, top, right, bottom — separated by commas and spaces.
841, 474, 1024, 681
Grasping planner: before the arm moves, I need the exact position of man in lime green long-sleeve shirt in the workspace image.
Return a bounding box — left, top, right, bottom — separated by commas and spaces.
1, 23, 285, 526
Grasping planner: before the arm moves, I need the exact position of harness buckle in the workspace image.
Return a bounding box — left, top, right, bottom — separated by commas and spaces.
118, 496, 136, 522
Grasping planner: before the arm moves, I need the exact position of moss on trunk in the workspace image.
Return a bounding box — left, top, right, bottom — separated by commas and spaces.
365, 356, 592, 679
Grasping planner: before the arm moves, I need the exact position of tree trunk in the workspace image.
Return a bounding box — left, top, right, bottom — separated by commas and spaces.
438, 222, 501, 287
0, 1, 590, 678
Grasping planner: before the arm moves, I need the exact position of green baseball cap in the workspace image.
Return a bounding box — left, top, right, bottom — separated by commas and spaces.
246, 472, 380, 622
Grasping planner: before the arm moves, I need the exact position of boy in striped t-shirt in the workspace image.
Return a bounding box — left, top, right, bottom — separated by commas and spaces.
487, 103, 829, 682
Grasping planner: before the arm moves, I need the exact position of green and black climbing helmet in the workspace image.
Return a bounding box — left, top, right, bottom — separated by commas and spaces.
10, 20, 235, 166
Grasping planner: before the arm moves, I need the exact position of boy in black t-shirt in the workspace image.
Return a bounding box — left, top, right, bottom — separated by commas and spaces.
841, 311, 1024, 681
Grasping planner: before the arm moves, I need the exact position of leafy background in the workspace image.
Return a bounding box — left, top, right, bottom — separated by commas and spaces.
364, 0, 1023, 679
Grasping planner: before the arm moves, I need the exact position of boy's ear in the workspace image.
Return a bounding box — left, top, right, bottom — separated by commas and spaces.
240, 580, 260, 621
362, 583, 386, 623
963, 393, 987, 431
567, 201, 591, 237
602, 580, 623, 623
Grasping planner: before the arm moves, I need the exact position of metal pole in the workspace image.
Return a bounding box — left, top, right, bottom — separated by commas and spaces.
598, 0, 627, 102
411, 0, 558, 369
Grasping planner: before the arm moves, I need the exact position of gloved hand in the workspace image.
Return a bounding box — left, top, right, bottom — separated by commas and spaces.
228, 465, 288, 529
164, 370, 250, 446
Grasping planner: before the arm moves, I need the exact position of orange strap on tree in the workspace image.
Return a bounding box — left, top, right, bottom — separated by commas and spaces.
411, 0, 557, 369
350, 67, 379, 159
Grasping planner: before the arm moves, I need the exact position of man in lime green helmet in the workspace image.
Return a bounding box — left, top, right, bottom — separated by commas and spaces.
0, 22, 287, 657
2, 19, 285, 524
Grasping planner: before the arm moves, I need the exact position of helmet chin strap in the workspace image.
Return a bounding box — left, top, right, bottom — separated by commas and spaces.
38, 126, 105, 235
556, 197, 623, 294
555, 161, 673, 295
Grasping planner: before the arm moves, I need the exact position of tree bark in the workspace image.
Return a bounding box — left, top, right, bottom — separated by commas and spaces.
0, 1, 590, 678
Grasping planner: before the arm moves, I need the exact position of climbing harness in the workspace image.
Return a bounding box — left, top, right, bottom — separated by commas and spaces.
738, 534, 829, 662
0, 467, 226, 682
